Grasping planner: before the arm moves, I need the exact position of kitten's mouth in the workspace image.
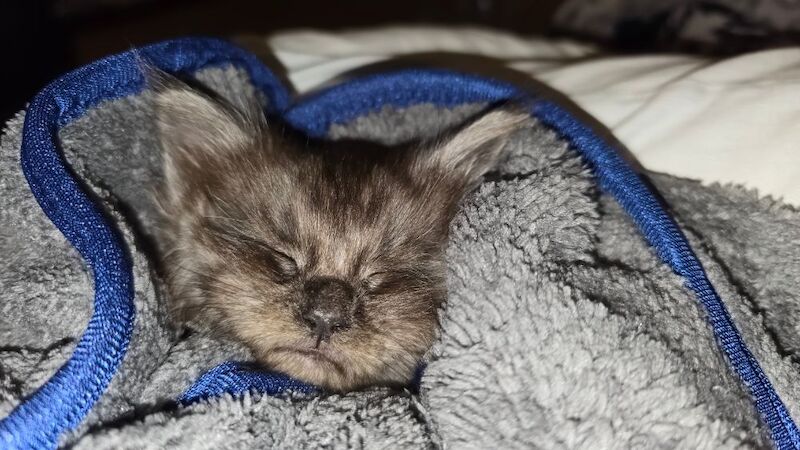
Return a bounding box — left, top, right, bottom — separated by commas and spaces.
271, 346, 347, 375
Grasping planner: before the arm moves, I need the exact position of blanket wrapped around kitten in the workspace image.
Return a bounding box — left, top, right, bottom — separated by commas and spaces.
5, 59, 800, 447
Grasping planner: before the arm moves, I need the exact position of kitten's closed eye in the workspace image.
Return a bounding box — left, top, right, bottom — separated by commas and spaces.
239, 238, 298, 282
362, 270, 422, 295
206, 221, 298, 282
363, 271, 389, 293
261, 248, 298, 282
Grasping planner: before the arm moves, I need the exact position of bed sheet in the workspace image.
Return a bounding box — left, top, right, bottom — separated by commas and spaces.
266, 26, 800, 206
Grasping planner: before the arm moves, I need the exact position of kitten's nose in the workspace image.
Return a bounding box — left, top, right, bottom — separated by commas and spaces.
301, 277, 355, 345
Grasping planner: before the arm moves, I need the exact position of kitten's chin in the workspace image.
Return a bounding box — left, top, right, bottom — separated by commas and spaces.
256, 345, 413, 392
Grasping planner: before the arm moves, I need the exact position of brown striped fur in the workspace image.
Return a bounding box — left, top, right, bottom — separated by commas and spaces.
153, 76, 529, 391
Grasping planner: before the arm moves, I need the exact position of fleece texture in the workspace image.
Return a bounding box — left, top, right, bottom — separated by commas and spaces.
2, 64, 800, 449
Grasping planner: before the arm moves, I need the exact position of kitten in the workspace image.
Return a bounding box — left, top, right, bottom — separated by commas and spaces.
153, 75, 529, 391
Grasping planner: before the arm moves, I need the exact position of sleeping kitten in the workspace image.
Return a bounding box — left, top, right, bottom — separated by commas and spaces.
153, 75, 529, 391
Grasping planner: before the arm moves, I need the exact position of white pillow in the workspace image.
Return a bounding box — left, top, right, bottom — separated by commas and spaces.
267, 26, 800, 205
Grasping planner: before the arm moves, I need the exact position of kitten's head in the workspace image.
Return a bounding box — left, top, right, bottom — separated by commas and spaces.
153, 76, 529, 391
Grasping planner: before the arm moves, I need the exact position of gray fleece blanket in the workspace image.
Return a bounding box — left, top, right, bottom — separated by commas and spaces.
2, 64, 800, 449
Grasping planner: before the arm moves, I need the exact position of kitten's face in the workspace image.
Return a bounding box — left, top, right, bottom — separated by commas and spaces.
167, 145, 452, 390
154, 76, 528, 391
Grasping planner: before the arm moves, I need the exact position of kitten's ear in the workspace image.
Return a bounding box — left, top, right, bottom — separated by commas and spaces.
419, 105, 530, 186
149, 71, 264, 197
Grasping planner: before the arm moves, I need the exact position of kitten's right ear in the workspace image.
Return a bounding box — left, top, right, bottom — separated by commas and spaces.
148, 70, 263, 198
416, 105, 531, 188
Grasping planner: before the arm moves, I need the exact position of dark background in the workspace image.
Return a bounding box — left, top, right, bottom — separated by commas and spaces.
1, 0, 564, 121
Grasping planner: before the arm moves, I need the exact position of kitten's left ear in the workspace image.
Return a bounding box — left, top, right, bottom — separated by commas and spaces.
419, 105, 531, 186
147, 69, 267, 204
151, 75, 262, 165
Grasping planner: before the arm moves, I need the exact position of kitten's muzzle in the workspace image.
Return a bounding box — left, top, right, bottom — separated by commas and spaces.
301, 277, 356, 346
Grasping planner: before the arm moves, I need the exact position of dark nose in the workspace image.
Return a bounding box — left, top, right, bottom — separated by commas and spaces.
301, 277, 355, 345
